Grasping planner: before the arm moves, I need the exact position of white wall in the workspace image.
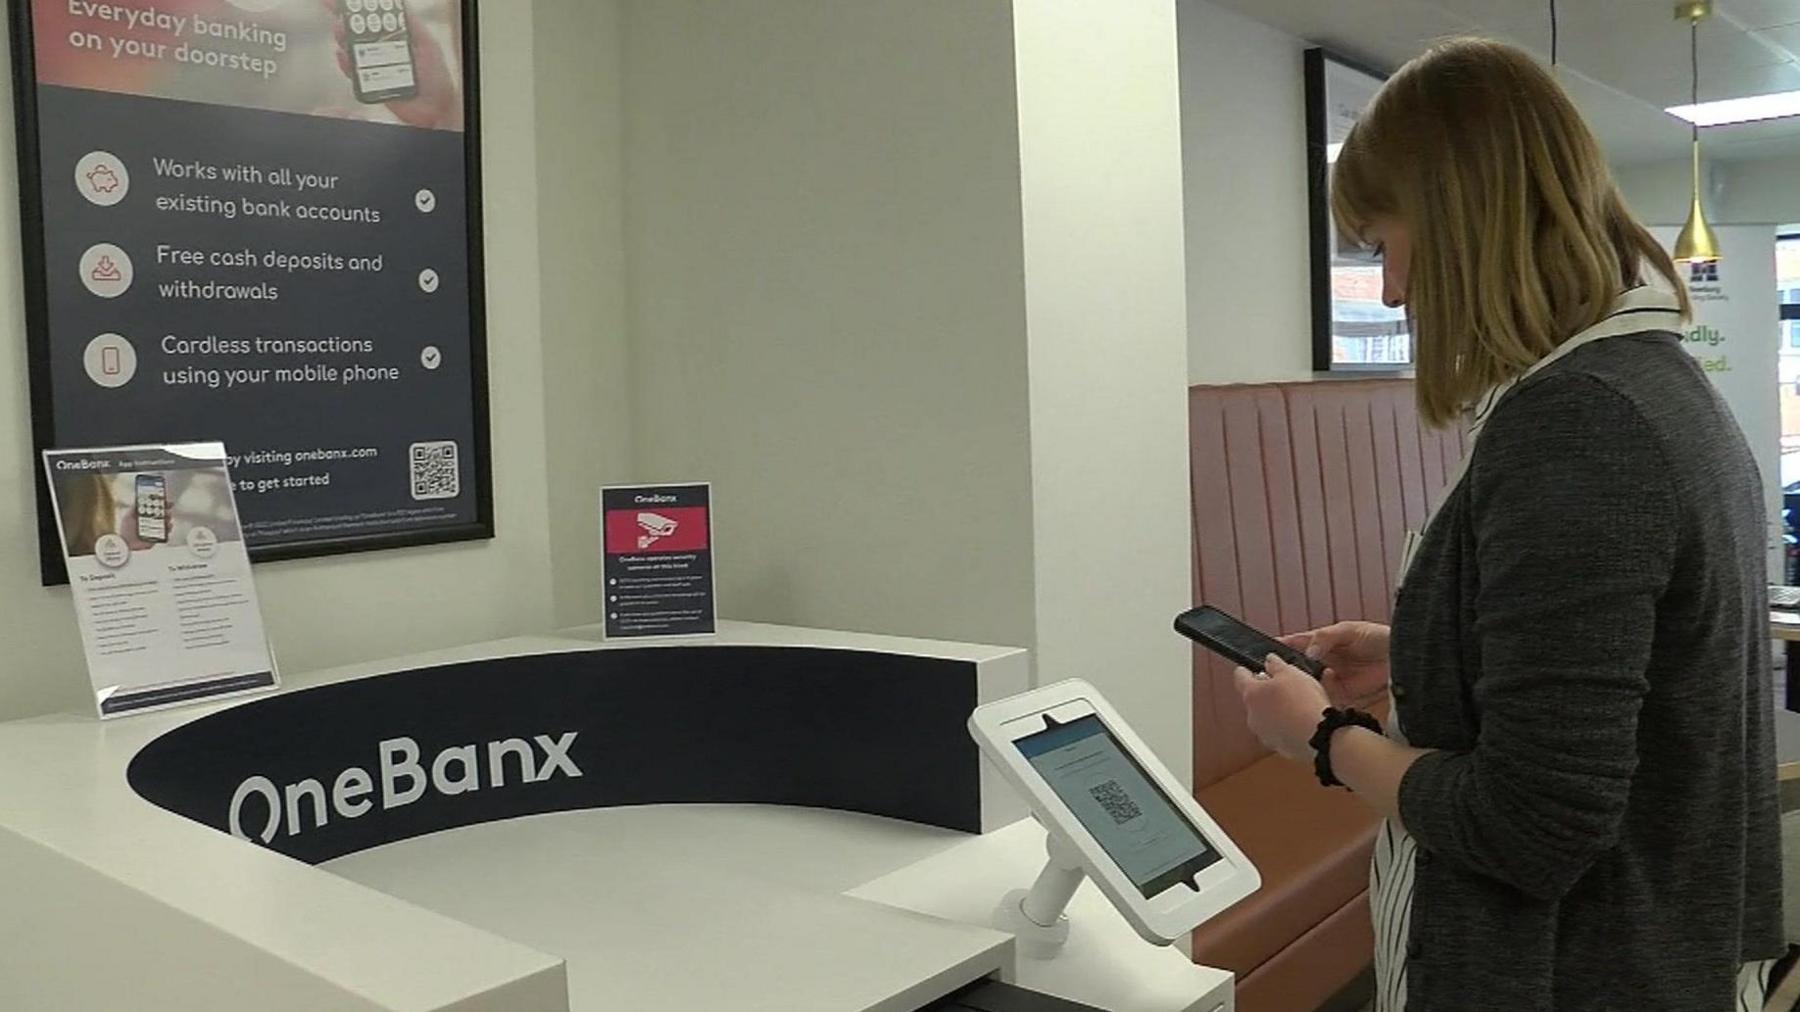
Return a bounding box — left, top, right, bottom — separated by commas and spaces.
1014, 0, 1196, 781
1615, 153, 1786, 228
1614, 157, 1699, 226
1717, 155, 1800, 227
0, 3, 558, 720
618, 0, 1199, 774
1176, 0, 1315, 384
619, 0, 1041, 657
3, 0, 1206, 788
534, 0, 632, 630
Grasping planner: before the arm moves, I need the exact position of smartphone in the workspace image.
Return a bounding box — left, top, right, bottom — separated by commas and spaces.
1173, 605, 1325, 680
340, 0, 419, 104
134, 473, 168, 544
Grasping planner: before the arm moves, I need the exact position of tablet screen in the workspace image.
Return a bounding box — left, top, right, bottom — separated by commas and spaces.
1017, 714, 1221, 898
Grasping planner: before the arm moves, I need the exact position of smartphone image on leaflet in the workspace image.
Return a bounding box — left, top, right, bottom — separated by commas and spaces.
340, 0, 420, 104
1017, 714, 1220, 898
135, 473, 168, 544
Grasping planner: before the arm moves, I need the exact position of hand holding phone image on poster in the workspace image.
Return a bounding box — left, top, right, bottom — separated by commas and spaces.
44, 442, 277, 718
27, 0, 466, 129
14, 0, 489, 582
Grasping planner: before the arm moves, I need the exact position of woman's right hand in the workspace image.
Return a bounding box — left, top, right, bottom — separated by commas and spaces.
1282, 622, 1392, 708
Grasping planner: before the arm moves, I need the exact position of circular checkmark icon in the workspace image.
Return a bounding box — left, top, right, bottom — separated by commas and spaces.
418, 268, 439, 293
420, 345, 442, 370
415, 188, 436, 213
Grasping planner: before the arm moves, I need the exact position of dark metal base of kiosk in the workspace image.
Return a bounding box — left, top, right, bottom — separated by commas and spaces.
924, 979, 1109, 1012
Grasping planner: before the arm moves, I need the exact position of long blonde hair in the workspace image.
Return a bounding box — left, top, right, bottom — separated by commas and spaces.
1330, 38, 1690, 426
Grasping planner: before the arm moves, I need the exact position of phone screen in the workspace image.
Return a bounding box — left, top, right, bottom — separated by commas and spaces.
1175, 606, 1324, 678
1016, 713, 1220, 898
135, 473, 168, 544
342, 0, 418, 103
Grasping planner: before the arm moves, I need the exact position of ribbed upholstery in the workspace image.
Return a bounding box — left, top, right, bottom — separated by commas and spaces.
1187, 379, 1465, 1010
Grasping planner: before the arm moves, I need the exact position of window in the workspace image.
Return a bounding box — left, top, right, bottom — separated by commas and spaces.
1781, 239, 1800, 398
1779, 236, 1800, 581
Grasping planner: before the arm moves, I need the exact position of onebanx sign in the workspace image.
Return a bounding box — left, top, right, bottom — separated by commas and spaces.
228, 733, 582, 844
127, 648, 984, 864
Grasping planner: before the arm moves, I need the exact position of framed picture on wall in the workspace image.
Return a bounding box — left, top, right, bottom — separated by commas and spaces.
9, 0, 492, 583
1304, 47, 1410, 372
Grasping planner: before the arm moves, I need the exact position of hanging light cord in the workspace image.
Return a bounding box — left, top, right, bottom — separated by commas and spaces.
1549, 0, 1559, 66
1690, 14, 1701, 142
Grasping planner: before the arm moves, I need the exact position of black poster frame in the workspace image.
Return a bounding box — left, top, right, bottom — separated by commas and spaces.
1304, 46, 1408, 374
1783, 233, 1800, 325
9, 0, 493, 584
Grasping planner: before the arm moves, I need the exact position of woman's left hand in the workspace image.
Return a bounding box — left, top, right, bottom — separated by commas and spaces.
1234, 655, 1331, 763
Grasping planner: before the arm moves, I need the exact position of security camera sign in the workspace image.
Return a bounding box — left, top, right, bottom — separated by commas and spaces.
636, 511, 679, 549
600, 483, 715, 638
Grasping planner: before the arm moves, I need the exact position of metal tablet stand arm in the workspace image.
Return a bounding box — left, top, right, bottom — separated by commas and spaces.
994, 826, 1085, 959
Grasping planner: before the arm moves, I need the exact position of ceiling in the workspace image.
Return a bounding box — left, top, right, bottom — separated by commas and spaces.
1206, 0, 1800, 165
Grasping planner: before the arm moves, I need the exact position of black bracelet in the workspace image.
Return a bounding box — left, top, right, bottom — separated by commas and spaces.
1309, 707, 1383, 789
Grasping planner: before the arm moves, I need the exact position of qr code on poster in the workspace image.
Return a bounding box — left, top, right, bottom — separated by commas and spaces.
1089, 780, 1142, 825
409, 441, 460, 501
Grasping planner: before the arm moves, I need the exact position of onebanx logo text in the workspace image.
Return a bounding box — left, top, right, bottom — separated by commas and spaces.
228, 732, 582, 844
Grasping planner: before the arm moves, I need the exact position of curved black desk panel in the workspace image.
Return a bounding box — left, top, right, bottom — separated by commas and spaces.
127, 646, 983, 863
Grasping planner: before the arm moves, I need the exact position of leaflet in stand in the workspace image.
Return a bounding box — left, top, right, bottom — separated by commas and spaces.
43, 442, 277, 717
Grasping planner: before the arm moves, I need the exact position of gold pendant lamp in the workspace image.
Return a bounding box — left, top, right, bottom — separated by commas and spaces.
1674, 0, 1721, 263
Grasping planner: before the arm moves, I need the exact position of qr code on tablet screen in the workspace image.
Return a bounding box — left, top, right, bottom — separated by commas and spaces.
1090, 779, 1142, 824
409, 441, 459, 500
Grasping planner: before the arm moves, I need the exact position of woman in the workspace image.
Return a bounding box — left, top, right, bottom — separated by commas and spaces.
1232, 39, 1784, 1011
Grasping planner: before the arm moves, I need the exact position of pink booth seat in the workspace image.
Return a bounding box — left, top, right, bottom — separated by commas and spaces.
1187, 379, 1465, 1012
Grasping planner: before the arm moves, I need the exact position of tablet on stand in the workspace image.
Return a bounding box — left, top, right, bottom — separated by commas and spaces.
969, 679, 1261, 957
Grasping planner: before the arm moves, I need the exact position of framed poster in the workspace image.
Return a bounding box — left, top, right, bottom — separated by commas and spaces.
10, 0, 491, 583
1304, 47, 1410, 372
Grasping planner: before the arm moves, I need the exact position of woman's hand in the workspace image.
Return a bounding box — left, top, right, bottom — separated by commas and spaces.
1282, 621, 1391, 708
1234, 655, 1331, 763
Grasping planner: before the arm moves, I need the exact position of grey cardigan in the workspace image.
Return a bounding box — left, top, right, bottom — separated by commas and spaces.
1388, 330, 1783, 1011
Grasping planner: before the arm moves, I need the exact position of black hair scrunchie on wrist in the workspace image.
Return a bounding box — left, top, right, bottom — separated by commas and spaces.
1309, 706, 1384, 789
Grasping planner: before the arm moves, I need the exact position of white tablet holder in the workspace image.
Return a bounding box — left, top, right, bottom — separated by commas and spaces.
994, 818, 1086, 959
970, 680, 1261, 955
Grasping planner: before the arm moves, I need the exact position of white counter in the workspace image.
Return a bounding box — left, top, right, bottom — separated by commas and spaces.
0, 622, 1231, 1011
325, 805, 1006, 1012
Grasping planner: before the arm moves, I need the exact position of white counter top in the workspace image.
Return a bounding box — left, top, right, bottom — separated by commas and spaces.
853, 819, 1235, 1012
325, 805, 1011, 1012
0, 622, 1229, 1011
0, 623, 1030, 1010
